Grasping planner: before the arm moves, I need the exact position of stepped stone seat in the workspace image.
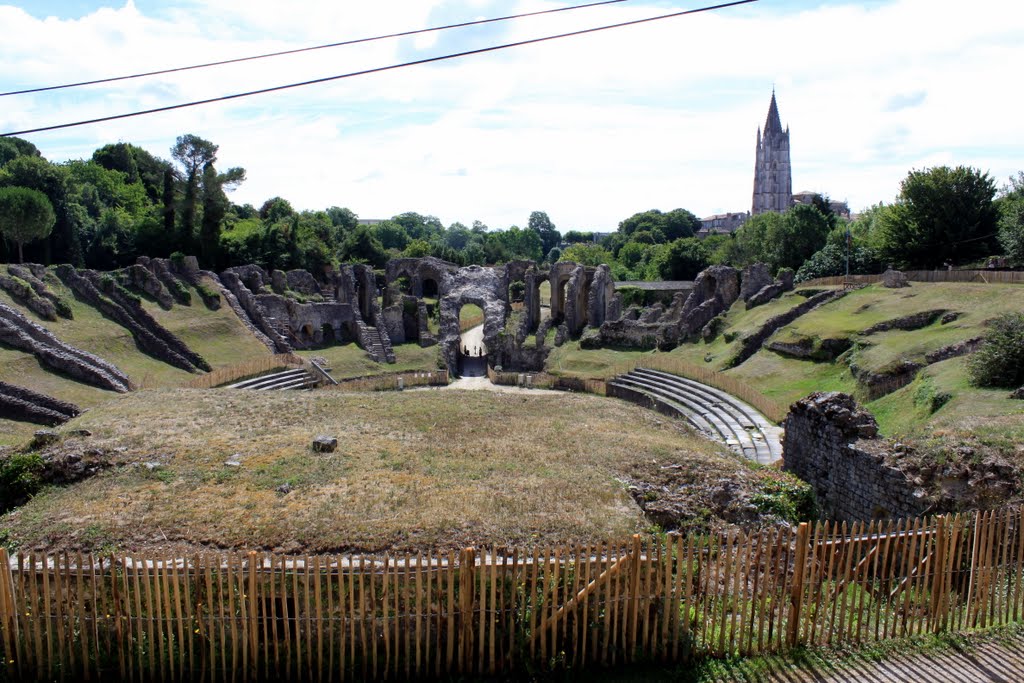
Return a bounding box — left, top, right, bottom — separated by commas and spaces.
634, 369, 783, 462
227, 367, 314, 391
610, 368, 782, 464
611, 376, 737, 445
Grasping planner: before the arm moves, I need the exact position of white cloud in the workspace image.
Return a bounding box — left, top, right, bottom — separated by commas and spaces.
1, 0, 1022, 230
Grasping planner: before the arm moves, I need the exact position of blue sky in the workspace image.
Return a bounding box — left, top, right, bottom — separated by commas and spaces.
2, 0, 1022, 231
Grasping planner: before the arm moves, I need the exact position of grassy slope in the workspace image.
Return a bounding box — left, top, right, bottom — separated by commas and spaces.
657, 282, 1024, 436
296, 342, 440, 379
0, 269, 270, 446
1, 388, 738, 554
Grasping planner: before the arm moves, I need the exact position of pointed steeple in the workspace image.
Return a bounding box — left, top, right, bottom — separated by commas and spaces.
764, 90, 783, 135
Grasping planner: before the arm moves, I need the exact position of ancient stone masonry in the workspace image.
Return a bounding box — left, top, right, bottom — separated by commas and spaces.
743, 267, 794, 309
729, 288, 850, 367
218, 267, 296, 354
6, 264, 73, 319
783, 392, 1020, 521
123, 263, 175, 309
0, 381, 80, 426
437, 265, 508, 375
782, 392, 925, 521
217, 263, 395, 363
0, 301, 131, 393
54, 265, 210, 373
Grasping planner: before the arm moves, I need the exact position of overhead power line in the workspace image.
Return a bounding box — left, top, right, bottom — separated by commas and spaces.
0, 0, 758, 138
0, 0, 633, 97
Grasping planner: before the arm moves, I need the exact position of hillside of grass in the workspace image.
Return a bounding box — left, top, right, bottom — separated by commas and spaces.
665, 282, 1024, 436
0, 388, 776, 554
0, 268, 272, 445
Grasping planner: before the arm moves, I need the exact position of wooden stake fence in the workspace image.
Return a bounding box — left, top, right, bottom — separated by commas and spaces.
3, 509, 1024, 680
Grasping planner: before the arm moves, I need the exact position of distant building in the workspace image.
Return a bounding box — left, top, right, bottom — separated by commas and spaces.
698, 211, 749, 238
357, 219, 384, 227
752, 91, 793, 215
791, 191, 851, 219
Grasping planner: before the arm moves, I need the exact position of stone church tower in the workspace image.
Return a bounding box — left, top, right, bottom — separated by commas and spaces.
751, 91, 792, 215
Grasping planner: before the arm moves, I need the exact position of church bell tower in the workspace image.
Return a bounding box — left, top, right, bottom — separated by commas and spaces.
752, 91, 792, 215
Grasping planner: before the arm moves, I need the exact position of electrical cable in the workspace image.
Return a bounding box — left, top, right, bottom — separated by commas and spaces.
0, 0, 757, 138
0, 0, 633, 97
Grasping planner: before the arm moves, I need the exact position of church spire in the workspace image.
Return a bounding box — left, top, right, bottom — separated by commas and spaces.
764, 90, 783, 135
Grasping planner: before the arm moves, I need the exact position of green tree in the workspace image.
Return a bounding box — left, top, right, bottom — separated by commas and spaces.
662, 208, 700, 240
559, 243, 612, 267
0, 136, 41, 167
171, 134, 220, 252
998, 172, 1024, 264
326, 206, 358, 232
969, 312, 1024, 388
339, 225, 388, 268
874, 166, 998, 268
653, 237, 710, 280
765, 204, 831, 272
0, 155, 83, 264
374, 221, 410, 251
0, 187, 56, 262
562, 230, 592, 244
528, 210, 561, 255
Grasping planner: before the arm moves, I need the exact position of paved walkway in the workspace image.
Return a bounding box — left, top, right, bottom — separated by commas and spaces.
715, 632, 1024, 682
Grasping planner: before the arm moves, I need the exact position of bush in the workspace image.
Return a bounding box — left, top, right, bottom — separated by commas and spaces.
0, 453, 44, 513
750, 469, 817, 522
969, 312, 1024, 388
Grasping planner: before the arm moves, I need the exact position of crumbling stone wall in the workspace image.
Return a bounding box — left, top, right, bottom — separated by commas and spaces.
782, 392, 926, 521
0, 301, 132, 393
781, 392, 1020, 521
438, 265, 507, 375
56, 266, 209, 373
0, 381, 80, 426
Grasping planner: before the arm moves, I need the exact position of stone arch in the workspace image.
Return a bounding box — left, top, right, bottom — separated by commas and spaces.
321, 323, 336, 344
421, 277, 439, 298
437, 265, 508, 376
548, 262, 577, 321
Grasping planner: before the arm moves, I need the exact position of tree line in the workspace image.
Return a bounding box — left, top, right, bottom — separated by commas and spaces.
0, 134, 1021, 281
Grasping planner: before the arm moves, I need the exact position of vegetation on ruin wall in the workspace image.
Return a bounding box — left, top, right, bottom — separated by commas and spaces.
0, 388, 761, 555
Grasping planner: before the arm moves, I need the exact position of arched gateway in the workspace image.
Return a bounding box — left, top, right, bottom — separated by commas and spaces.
438, 266, 508, 377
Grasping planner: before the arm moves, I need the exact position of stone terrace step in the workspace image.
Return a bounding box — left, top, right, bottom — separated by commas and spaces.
610, 369, 782, 464
632, 368, 783, 462
227, 368, 313, 391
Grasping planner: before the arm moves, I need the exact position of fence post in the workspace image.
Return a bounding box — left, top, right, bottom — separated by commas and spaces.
247, 552, 259, 673
930, 516, 948, 632
786, 523, 810, 648
459, 548, 476, 674
0, 548, 16, 672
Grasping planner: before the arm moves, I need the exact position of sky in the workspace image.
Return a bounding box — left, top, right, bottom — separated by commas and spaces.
0, 0, 1022, 231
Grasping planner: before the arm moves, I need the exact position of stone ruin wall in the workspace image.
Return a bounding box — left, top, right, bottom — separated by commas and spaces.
782, 392, 1020, 522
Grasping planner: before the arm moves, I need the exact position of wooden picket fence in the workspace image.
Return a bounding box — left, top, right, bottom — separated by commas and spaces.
184, 354, 307, 390
801, 269, 1024, 287
486, 366, 607, 395
3, 508, 1024, 680
323, 369, 449, 393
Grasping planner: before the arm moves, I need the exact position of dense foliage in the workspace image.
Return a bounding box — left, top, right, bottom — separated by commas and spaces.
968, 312, 1024, 389
0, 136, 1019, 282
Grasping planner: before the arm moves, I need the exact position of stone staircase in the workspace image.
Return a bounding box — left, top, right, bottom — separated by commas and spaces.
607, 368, 782, 464
226, 368, 318, 391
355, 320, 396, 364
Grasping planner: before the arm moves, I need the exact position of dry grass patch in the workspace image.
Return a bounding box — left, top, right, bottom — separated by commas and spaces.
1, 388, 744, 554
